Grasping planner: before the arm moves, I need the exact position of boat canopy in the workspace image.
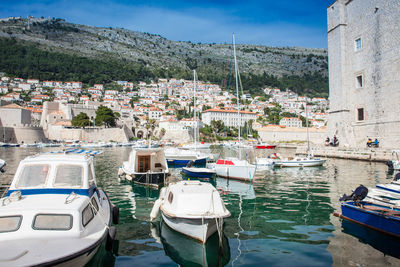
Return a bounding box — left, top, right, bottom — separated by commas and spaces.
7, 153, 97, 195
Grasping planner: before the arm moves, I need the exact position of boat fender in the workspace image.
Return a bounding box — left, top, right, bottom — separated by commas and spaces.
106, 226, 116, 251
150, 199, 162, 221
386, 161, 394, 174
159, 187, 166, 199
117, 167, 124, 177
112, 205, 120, 225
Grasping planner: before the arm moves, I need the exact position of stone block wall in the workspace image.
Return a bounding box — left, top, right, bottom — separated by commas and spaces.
327, 0, 400, 149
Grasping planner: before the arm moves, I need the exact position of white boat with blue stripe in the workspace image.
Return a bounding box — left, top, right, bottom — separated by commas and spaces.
0, 150, 119, 266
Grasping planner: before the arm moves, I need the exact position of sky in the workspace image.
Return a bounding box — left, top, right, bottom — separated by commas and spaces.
0, 0, 333, 48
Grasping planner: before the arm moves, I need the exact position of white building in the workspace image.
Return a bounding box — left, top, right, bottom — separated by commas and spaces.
279, 117, 303, 128
149, 107, 162, 120
327, 0, 400, 148
201, 108, 257, 127
180, 118, 203, 128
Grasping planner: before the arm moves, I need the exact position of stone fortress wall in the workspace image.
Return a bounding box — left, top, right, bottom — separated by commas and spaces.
327, 0, 400, 149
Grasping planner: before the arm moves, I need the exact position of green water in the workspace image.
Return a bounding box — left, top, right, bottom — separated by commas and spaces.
1, 146, 400, 267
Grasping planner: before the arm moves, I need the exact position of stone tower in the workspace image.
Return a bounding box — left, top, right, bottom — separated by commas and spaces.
327, 0, 400, 148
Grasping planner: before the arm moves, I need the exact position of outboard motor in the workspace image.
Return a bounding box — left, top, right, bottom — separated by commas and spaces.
386, 161, 394, 175
186, 160, 195, 168
339, 185, 368, 207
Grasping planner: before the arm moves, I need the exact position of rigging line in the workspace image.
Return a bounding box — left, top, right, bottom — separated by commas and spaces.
224, 43, 234, 90
236, 61, 245, 97
302, 175, 311, 225
232, 194, 244, 267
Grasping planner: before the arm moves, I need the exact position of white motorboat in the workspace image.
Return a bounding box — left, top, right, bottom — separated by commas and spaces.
181, 142, 211, 150
118, 147, 169, 188
150, 180, 230, 243
255, 157, 275, 173
164, 147, 209, 167
215, 157, 256, 181
0, 150, 119, 266
274, 155, 326, 167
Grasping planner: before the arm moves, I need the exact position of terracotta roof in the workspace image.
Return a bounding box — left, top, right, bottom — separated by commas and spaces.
54, 121, 72, 126
0, 103, 25, 110
202, 108, 256, 115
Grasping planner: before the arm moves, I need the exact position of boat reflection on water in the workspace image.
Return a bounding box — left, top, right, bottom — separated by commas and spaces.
216, 177, 255, 200
131, 183, 160, 199
150, 221, 230, 267
86, 243, 116, 267
181, 173, 217, 187
341, 219, 400, 259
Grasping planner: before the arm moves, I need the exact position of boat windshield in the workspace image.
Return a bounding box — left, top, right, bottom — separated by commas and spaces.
54, 165, 83, 188
16, 164, 50, 188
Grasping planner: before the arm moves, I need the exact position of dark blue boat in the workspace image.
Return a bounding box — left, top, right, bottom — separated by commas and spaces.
181, 167, 215, 179
339, 201, 400, 238
167, 158, 207, 167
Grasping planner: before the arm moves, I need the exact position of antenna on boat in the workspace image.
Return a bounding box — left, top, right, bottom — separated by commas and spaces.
233, 33, 241, 159
193, 69, 197, 152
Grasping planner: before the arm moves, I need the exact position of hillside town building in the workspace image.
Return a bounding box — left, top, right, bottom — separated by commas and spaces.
202, 108, 257, 127
279, 117, 302, 128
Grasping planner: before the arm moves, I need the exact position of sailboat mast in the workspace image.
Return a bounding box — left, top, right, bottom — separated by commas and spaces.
305, 96, 310, 154
233, 34, 241, 158
193, 70, 197, 151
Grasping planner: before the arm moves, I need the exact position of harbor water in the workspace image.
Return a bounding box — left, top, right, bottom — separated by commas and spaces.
1, 146, 400, 266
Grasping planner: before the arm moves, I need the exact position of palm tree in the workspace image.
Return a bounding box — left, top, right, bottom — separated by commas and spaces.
160, 128, 166, 139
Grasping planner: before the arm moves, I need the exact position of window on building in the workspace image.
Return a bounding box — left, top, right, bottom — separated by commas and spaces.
356, 75, 363, 88
355, 38, 362, 51
357, 108, 364, 121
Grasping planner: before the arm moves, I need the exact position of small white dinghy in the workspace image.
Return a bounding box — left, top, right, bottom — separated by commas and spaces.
150, 180, 230, 243
0, 149, 119, 266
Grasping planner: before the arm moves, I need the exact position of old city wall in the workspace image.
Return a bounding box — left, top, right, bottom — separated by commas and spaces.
46, 125, 131, 142
0, 126, 47, 144
257, 127, 327, 145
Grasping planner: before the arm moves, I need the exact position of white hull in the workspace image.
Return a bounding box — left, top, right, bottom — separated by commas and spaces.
215, 164, 256, 181
152, 181, 230, 243
274, 158, 325, 167
161, 213, 218, 243
181, 143, 211, 150
164, 148, 209, 161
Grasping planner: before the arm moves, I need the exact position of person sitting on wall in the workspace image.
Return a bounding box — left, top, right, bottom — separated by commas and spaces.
325, 137, 330, 146
366, 138, 372, 147
373, 138, 379, 148
330, 135, 339, 147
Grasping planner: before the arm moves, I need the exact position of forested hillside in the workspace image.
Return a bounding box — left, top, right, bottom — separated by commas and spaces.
0, 17, 328, 97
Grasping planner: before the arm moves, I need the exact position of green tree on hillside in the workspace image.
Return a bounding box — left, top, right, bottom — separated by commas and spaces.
71, 112, 90, 127
95, 105, 117, 127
